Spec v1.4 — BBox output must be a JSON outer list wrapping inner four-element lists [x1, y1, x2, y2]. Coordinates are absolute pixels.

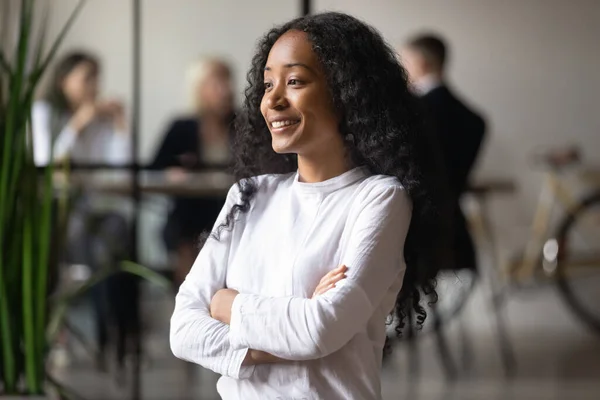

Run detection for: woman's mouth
[[270, 119, 300, 132]]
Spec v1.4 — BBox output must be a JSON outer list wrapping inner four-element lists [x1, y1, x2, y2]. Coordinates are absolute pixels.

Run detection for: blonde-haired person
[[151, 57, 235, 287]]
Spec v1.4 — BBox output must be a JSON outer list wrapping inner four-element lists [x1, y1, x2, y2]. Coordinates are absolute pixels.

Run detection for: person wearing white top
[[32, 54, 129, 167], [171, 12, 451, 400], [32, 51, 133, 372], [32, 100, 129, 166]]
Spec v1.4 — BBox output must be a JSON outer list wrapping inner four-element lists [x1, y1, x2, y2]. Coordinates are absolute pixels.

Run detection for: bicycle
[[383, 179, 514, 379], [385, 146, 600, 379], [476, 146, 600, 335]]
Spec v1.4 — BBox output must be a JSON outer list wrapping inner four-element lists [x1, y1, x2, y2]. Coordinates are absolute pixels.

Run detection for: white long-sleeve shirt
[[31, 101, 131, 213], [32, 100, 130, 166], [170, 167, 412, 400]]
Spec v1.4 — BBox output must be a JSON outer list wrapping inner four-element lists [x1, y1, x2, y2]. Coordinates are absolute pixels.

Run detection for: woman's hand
[[69, 99, 127, 134], [166, 167, 189, 183], [69, 101, 98, 133], [213, 266, 346, 366], [312, 265, 347, 298], [246, 266, 347, 366], [210, 289, 286, 366], [98, 100, 127, 132], [210, 288, 239, 325]]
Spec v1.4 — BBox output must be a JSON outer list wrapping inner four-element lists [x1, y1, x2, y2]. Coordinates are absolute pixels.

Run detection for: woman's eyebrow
[[264, 63, 317, 75]]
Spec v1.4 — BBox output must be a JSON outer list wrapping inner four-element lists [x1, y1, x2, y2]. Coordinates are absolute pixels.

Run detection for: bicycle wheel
[[555, 190, 600, 334]]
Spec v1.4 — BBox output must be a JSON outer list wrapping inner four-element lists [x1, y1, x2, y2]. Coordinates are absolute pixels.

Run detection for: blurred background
[[8, 0, 600, 399]]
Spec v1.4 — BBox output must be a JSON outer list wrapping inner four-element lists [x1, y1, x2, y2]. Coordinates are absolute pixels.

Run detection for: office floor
[[52, 277, 600, 400]]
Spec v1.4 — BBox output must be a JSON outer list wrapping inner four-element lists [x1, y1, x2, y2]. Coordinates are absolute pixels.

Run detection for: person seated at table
[[150, 56, 235, 287], [32, 52, 129, 166], [31, 51, 134, 373]]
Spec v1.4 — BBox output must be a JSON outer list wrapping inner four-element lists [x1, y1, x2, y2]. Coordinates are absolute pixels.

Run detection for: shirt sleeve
[[228, 183, 412, 360], [105, 128, 131, 165], [52, 125, 78, 162], [170, 183, 255, 379], [31, 102, 77, 166]]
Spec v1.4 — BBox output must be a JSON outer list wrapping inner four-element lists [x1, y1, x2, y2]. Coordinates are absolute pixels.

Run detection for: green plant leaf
[[0, 0, 13, 76], [0, 0, 33, 389], [1, 0, 87, 393], [0, 51, 11, 75], [32, 0, 86, 85], [47, 373, 89, 400], [47, 262, 169, 344], [121, 261, 171, 289]]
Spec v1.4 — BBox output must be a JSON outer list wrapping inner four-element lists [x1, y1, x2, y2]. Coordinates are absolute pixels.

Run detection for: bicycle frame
[[512, 170, 581, 282]]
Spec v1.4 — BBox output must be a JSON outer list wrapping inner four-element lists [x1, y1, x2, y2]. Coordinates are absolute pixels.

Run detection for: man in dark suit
[[402, 34, 486, 272]]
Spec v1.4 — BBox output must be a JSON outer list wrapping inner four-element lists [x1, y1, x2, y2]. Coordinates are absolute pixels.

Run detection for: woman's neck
[[199, 111, 229, 144], [199, 109, 231, 124], [297, 148, 351, 183], [66, 99, 82, 113]]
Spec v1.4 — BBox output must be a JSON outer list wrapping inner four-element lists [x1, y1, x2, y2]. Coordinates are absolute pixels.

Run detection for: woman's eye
[[264, 82, 273, 91], [288, 79, 301, 85]]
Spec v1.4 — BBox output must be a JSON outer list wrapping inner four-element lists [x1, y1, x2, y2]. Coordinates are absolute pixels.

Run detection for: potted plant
[[0, 1, 168, 397]]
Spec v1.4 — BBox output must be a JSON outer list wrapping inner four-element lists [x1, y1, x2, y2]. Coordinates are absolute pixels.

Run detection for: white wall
[[45, 0, 133, 117], [315, 0, 600, 251], [44, 0, 600, 257], [45, 0, 298, 161], [141, 0, 298, 160], [44, 0, 298, 267]]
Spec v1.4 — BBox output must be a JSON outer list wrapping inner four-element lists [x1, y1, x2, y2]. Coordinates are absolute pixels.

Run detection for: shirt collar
[[411, 74, 443, 96], [293, 166, 369, 195]]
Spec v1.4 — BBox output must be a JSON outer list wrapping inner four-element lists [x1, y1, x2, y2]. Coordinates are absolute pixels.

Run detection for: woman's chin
[[271, 146, 295, 155], [271, 139, 297, 155]]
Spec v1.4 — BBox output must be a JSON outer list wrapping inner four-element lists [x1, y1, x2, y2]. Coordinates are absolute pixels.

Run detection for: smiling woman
[[170, 11, 451, 400], [261, 30, 342, 170]]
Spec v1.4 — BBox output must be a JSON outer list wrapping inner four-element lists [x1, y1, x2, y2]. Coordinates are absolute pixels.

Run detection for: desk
[[55, 170, 234, 198], [59, 172, 518, 201]]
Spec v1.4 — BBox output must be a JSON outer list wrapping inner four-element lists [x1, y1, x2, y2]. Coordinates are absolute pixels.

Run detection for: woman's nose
[[265, 83, 288, 110]]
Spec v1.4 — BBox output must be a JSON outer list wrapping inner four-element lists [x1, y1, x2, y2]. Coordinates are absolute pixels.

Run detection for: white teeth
[[271, 120, 298, 128]]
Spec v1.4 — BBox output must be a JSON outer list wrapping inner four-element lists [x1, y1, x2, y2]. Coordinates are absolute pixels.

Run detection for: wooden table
[[54, 170, 234, 198], [58, 172, 518, 199]]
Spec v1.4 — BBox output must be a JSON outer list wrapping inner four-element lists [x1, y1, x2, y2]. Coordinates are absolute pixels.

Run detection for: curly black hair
[[204, 12, 452, 340]]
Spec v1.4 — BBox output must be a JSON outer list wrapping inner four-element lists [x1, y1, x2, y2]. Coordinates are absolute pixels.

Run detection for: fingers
[[320, 270, 346, 288], [312, 265, 347, 298], [312, 280, 339, 297], [314, 279, 337, 295], [319, 264, 347, 283], [97, 100, 124, 118]]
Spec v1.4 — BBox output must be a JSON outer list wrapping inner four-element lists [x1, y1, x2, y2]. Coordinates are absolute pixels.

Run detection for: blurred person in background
[[151, 57, 235, 287], [170, 12, 451, 400], [33, 52, 129, 166], [32, 51, 135, 374], [402, 34, 486, 273]]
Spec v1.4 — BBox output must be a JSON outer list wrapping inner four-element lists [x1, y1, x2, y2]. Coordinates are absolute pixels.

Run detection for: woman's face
[[260, 30, 341, 156], [198, 63, 234, 117], [61, 61, 99, 107]]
